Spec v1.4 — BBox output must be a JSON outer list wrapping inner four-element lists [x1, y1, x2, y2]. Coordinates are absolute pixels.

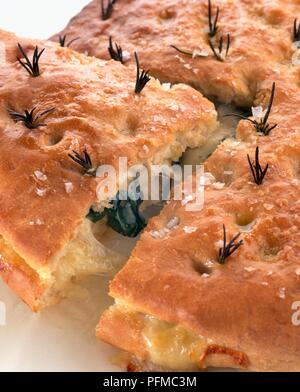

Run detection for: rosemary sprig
[[218, 224, 243, 264], [108, 36, 123, 63], [87, 191, 146, 237], [171, 1, 229, 62], [17, 43, 45, 77], [134, 52, 151, 94], [68, 149, 97, 177], [58, 35, 80, 47], [208, 33, 230, 61], [208, 0, 220, 38], [170, 45, 210, 59], [101, 0, 117, 20], [294, 18, 300, 41], [247, 146, 269, 185], [8, 107, 55, 129], [225, 82, 277, 135], [170, 45, 194, 57]]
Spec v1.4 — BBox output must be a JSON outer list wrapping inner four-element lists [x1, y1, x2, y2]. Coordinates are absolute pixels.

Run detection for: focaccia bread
[[97, 122, 300, 372], [96, 49, 300, 370], [49, 0, 300, 370], [0, 29, 218, 311], [52, 0, 299, 106]]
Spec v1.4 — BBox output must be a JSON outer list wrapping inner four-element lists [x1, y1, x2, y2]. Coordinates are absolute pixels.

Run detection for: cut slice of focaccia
[[97, 142, 300, 372], [96, 68, 300, 371], [0, 29, 218, 311], [52, 0, 298, 106]]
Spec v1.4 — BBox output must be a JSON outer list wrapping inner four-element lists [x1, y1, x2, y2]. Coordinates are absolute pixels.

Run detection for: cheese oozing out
[[0, 219, 124, 308], [109, 302, 210, 371]]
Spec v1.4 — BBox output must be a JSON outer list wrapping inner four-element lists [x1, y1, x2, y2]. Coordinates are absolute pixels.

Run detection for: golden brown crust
[[0, 253, 45, 311], [199, 345, 250, 369], [97, 307, 148, 360], [0, 29, 217, 310], [127, 361, 143, 373], [125, 345, 250, 372]]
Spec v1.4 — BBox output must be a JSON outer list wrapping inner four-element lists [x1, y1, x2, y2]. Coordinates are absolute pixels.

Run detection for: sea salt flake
[[29, 218, 44, 226], [166, 216, 180, 230], [183, 226, 197, 234], [251, 106, 266, 119], [277, 287, 286, 299], [181, 194, 194, 206], [36, 188, 46, 197], [244, 266, 256, 272], [150, 230, 163, 239], [34, 170, 47, 182], [192, 49, 209, 58], [263, 203, 274, 210], [212, 182, 225, 190], [122, 50, 131, 62], [161, 83, 171, 91], [64, 182, 74, 194], [169, 104, 179, 111], [204, 260, 214, 268], [150, 227, 171, 238]]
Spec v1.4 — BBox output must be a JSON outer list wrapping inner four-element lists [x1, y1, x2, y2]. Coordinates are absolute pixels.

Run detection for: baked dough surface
[[53, 0, 299, 105], [0, 29, 217, 310]]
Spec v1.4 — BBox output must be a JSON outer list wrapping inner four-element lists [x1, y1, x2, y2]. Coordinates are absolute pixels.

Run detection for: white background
[[0, 0, 90, 39], [0, 0, 122, 372]]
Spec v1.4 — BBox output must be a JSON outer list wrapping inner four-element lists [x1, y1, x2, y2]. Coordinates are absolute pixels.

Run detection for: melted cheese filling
[[112, 302, 209, 370], [143, 315, 208, 370], [0, 219, 124, 307], [47, 220, 124, 301]]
